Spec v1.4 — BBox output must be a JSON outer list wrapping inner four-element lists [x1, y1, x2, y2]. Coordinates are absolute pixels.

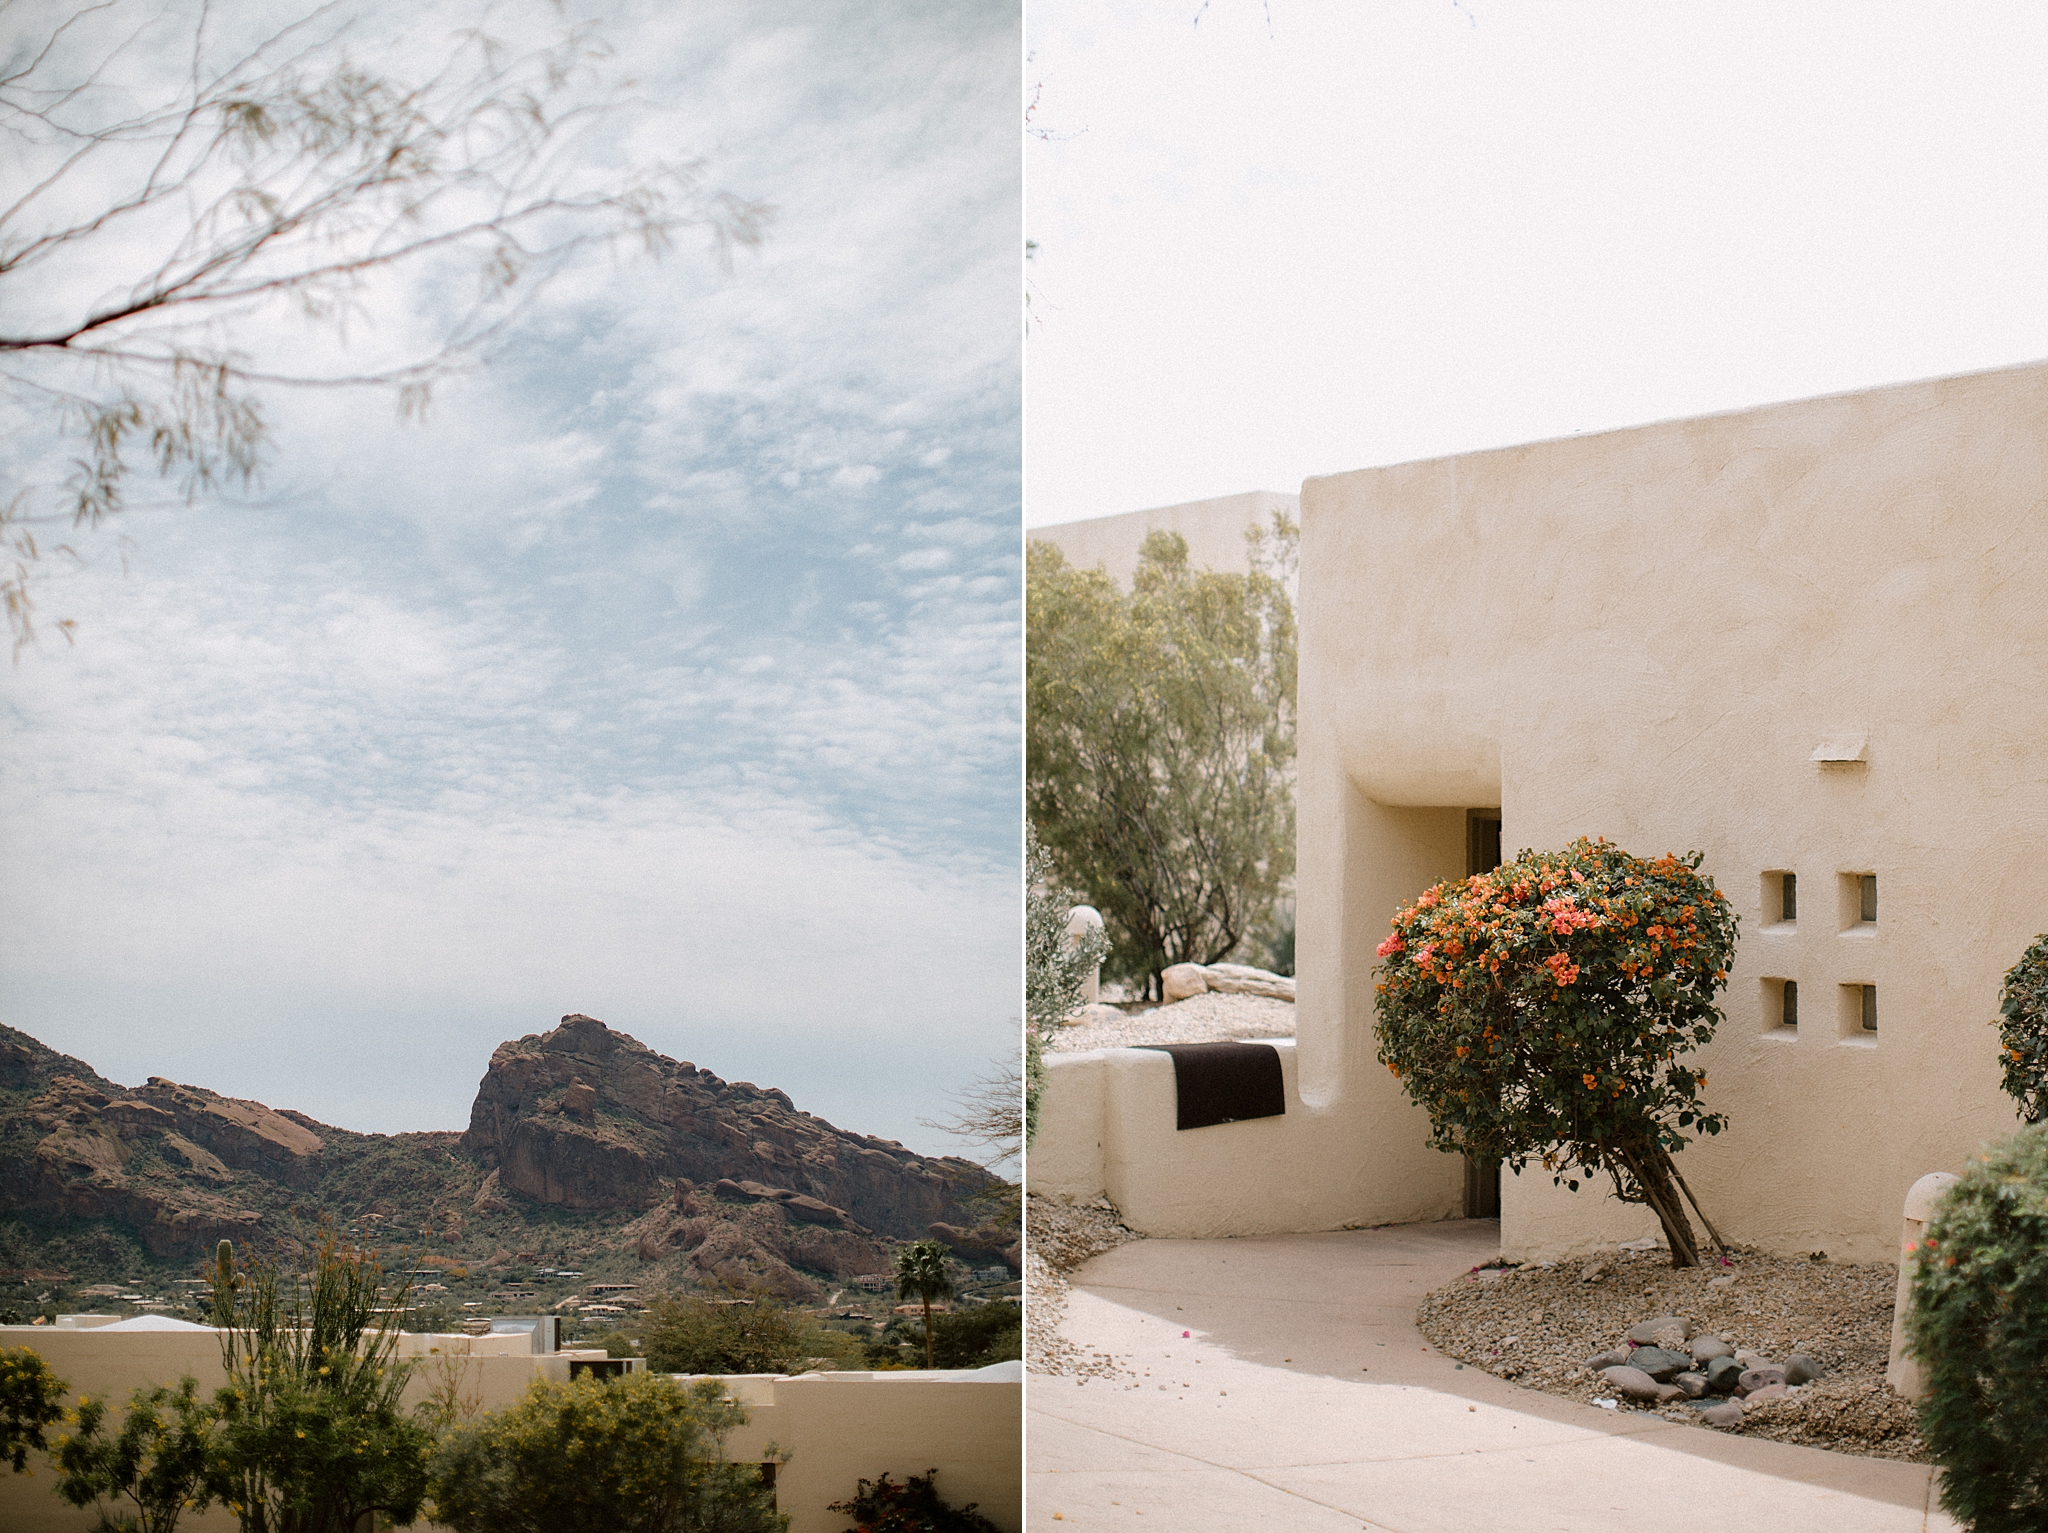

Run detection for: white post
[[1066, 905, 1104, 1006], [1886, 1171, 1959, 1398]]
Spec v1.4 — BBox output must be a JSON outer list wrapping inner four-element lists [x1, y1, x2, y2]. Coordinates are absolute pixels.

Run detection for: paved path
[[1029, 1220, 1958, 1531]]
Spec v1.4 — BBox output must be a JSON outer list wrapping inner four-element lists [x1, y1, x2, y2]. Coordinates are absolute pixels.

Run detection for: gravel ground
[[1025, 1192, 1140, 1379], [1416, 1244, 1927, 1460], [1046, 992, 1296, 1053]]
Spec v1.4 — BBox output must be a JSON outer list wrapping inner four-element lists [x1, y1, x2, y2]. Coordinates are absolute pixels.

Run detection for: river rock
[[1737, 1366, 1786, 1396], [1699, 1400, 1744, 1427], [1743, 1383, 1791, 1406], [1704, 1356, 1744, 1394], [1628, 1346, 1693, 1382], [1161, 964, 1210, 1002], [1584, 1347, 1631, 1371], [1689, 1334, 1733, 1363], [1783, 1353, 1824, 1385], [1672, 1371, 1708, 1399], [1597, 1365, 1663, 1402], [1625, 1315, 1688, 1344]]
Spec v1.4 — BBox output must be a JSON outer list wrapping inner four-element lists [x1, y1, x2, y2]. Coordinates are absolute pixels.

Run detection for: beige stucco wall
[[1029, 488, 1298, 589], [0, 1329, 1018, 1533], [1291, 359, 2045, 1263]]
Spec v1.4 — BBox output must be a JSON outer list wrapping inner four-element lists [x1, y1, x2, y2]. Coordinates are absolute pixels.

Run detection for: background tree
[[640, 1295, 859, 1377], [1997, 935, 2048, 1122], [892, 1242, 955, 1370], [54, 1376, 215, 1533], [1024, 822, 1106, 1147], [1374, 838, 1739, 1267], [1906, 1122, 2048, 1533], [903, 1304, 1020, 1372], [207, 1232, 433, 1532], [0, 0, 768, 647], [1026, 518, 1296, 997], [430, 1372, 785, 1533], [0, 1345, 66, 1472]]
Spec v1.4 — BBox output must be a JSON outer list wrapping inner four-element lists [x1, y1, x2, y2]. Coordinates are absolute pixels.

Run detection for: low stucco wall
[[0, 1331, 1019, 1533], [1031, 1041, 1462, 1237]]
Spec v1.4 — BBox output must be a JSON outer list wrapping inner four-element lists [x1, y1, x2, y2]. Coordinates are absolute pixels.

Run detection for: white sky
[[0, 0, 1020, 1156], [1024, 0, 2048, 526]]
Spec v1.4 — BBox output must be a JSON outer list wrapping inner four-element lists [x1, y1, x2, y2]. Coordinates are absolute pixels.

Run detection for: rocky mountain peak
[[459, 1013, 996, 1242]]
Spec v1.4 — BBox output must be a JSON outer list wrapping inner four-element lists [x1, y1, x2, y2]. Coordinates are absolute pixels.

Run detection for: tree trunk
[[1616, 1141, 1702, 1268], [922, 1296, 935, 1368]]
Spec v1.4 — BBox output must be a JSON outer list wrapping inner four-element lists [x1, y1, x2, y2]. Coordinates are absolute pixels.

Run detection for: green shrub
[[1997, 936, 2048, 1121], [207, 1234, 433, 1532], [642, 1295, 859, 1376], [54, 1377, 215, 1533], [1908, 1122, 2048, 1532], [0, 1345, 66, 1472], [903, 1305, 1020, 1371], [828, 1469, 1000, 1533], [430, 1372, 786, 1533]]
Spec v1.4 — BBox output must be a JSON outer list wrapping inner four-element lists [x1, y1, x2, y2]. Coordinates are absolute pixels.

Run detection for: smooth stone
[[1597, 1365, 1663, 1402], [1625, 1315, 1687, 1344], [1689, 1334, 1733, 1363], [1653, 1383, 1686, 1404], [1628, 1346, 1693, 1382], [1704, 1356, 1744, 1394], [1733, 1349, 1771, 1368], [1160, 963, 1210, 1002], [1783, 1353, 1824, 1385], [1584, 1347, 1631, 1371], [1742, 1383, 1791, 1407], [1738, 1366, 1787, 1395], [1672, 1371, 1708, 1399], [1700, 1400, 1745, 1427]]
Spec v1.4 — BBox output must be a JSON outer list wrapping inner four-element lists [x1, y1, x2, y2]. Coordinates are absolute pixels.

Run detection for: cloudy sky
[[1, 0, 1021, 1156], [1026, 0, 2048, 526]]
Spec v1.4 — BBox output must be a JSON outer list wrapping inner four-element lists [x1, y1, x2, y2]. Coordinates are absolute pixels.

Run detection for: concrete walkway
[[1029, 1220, 1960, 1531]]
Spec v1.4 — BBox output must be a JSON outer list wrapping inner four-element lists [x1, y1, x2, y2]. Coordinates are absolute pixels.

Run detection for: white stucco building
[[1034, 360, 2040, 1264]]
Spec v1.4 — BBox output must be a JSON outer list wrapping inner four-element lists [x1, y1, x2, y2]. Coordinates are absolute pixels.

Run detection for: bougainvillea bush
[[828, 1468, 1000, 1533], [1374, 837, 1739, 1267], [1996, 936, 2048, 1122], [1907, 1123, 2048, 1533]]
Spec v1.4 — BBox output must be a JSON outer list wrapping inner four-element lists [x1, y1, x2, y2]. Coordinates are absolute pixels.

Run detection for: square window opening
[[1838, 983, 1878, 1042], [1761, 870, 1796, 927], [1839, 872, 1877, 930], [1762, 978, 1797, 1037]]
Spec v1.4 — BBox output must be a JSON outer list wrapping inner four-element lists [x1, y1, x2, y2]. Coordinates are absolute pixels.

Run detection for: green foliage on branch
[[1374, 838, 1739, 1266], [1907, 1123, 2048, 1533], [1025, 822, 1106, 1146], [0, 1345, 66, 1472], [54, 1377, 215, 1533], [1026, 520, 1297, 994], [828, 1468, 1001, 1533], [1997, 937, 2048, 1122], [429, 1373, 786, 1533]]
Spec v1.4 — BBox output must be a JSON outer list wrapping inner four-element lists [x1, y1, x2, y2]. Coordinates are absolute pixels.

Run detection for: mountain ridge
[[0, 1015, 1013, 1301]]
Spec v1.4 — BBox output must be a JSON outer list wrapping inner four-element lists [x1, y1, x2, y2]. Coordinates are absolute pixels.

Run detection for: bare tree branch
[[0, 0, 772, 650]]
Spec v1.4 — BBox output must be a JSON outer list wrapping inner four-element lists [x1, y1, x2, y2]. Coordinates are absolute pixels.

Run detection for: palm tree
[[893, 1241, 956, 1369]]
